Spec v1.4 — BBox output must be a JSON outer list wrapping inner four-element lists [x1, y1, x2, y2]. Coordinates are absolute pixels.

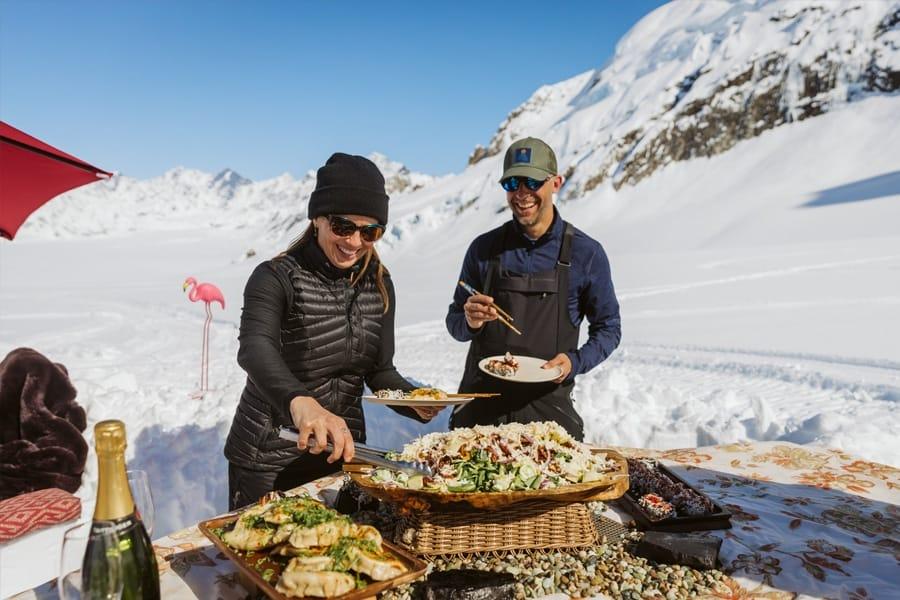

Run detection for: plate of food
[[199, 492, 427, 599], [362, 388, 473, 407], [478, 353, 562, 383], [345, 421, 629, 510]]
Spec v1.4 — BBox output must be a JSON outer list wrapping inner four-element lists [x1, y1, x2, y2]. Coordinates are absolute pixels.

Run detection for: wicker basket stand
[[344, 448, 630, 557], [393, 499, 601, 557]]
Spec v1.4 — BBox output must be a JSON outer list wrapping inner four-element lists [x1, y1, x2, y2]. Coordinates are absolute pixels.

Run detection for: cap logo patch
[[513, 147, 532, 164]]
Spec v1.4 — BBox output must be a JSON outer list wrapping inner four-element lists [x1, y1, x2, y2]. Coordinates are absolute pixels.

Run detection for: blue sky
[[0, 1, 667, 180]]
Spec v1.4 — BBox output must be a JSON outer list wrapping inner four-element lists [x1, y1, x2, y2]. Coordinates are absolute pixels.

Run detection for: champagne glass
[[127, 470, 155, 537], [58, 521, 123, 600]]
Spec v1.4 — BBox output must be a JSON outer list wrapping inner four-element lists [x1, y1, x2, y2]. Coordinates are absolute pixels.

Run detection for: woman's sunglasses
[[500, 176, 550, 192], [327, 215, 385, 242]]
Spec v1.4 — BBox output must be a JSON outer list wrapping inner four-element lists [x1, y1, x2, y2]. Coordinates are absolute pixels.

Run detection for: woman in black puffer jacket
[[224, 153, 440, 510]]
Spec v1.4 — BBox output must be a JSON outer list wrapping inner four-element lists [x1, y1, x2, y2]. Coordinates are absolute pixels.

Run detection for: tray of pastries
[[199, 492, 427, 599]]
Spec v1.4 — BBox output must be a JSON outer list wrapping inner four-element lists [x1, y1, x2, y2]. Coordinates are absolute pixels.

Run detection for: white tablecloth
[[0, 516, 85, 599]]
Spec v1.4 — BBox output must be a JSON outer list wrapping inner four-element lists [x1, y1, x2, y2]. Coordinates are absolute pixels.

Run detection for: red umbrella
[[0, 121, 112, 240]]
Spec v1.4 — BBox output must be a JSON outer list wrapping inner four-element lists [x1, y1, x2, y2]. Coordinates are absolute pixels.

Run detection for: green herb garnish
[[324, 536, 381, 572]]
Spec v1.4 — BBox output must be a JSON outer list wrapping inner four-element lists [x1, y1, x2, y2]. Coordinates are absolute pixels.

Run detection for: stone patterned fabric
[[0, 487, 80, 542]]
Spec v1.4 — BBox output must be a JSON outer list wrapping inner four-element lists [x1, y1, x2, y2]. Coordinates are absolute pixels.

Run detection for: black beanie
[[307, 153, 389, 225]]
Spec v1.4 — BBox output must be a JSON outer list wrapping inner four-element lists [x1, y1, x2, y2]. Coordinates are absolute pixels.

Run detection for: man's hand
[[464, 293, 498, 330], [411, 405, 446, 421], [543, 353, 572, 384], [289, 395, 355, 463]]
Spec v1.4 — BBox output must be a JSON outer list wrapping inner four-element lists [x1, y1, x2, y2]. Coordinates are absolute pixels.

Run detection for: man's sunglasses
[[500, 176, 550, 192], [327, 215, 385, 242]]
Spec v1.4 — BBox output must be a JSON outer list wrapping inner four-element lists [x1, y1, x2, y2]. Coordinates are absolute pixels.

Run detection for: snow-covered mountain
[[20, 1, 898, 247], [470, 0, 899, 192], [18, 154, 438, 240]]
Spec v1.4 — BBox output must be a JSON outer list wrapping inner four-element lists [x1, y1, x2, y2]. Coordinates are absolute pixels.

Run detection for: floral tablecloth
[[616, 442, 899, 599], [15, 441, 898, 600]]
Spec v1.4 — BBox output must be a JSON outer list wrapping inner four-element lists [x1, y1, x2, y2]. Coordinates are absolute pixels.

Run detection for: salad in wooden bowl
[[346, 421, 628, 510]]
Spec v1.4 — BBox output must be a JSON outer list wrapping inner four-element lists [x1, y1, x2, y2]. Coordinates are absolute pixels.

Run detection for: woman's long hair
[[280, 222, 390, 313]]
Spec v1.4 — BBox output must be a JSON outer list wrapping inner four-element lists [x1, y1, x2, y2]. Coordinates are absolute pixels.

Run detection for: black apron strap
[[556, 222, 574, 351], [483, 222, 510, 295], [558, 222, 575, 266]]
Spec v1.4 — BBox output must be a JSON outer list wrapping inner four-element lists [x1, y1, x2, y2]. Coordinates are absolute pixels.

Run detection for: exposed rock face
[[468, 71, 599, 167], [383, 167, 425, 194], [470, 1, 900, 195], [610, 48, 898, 190], [368, 152, 435, 195], [467, 144, 491, 166]]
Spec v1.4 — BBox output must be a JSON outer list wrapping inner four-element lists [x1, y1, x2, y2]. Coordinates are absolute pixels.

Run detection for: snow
[[483, 0, 899, 191], [1, 1, 898, 541]]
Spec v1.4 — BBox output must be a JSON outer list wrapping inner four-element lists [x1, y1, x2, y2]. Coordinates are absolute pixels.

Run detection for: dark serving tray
[[198, 512, 428, 600], [615, 461, 732, 532]]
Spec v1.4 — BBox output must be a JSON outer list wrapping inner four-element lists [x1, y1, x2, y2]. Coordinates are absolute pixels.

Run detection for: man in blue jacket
[[445, 137, 621, 440]]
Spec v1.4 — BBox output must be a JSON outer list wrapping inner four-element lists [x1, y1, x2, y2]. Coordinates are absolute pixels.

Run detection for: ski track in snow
[[618, 255, 900, 300], [391, 321, 900, 469], [576, 344, 900, 466]]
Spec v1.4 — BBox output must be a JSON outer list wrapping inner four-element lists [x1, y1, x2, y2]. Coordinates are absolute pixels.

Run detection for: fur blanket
[[0, 348, 87, 500]]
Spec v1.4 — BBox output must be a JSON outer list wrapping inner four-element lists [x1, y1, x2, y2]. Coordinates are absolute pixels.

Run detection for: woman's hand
[[288, 396, 355, 463], [411, 405, 445, 421]]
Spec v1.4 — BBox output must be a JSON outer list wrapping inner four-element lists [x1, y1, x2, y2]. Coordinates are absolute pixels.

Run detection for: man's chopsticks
[[458, 280, 523, 336], [459, 281, 515, 322], [447, 392, 500, 398]]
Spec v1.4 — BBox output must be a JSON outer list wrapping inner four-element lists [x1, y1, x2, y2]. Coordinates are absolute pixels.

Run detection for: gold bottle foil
[[93, 420, 136, 521]]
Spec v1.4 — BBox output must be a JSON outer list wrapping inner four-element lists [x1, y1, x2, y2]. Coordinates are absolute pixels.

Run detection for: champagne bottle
[[82, 420, 160, 599]]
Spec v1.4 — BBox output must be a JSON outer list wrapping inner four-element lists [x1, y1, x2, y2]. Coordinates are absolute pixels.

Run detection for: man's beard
[[511, 197, 545, 227]]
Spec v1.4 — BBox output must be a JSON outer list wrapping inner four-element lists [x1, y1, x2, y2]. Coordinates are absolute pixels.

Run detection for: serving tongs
[[278, 426, 434, 477]]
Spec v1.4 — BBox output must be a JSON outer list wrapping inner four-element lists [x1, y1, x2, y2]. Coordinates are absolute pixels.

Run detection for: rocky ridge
[[470, 1, 899, 195]]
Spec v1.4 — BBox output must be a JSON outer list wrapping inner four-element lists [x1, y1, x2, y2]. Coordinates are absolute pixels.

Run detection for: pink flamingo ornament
[[183, 276, 225, 396]]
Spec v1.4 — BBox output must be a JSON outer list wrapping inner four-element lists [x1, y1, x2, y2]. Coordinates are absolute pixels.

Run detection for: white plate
[[478, 355, 562, 383], [362, 395, 474, 407]]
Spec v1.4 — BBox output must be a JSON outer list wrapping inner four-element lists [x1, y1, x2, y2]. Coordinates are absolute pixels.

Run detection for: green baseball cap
[[500, 137, 558, 182]]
